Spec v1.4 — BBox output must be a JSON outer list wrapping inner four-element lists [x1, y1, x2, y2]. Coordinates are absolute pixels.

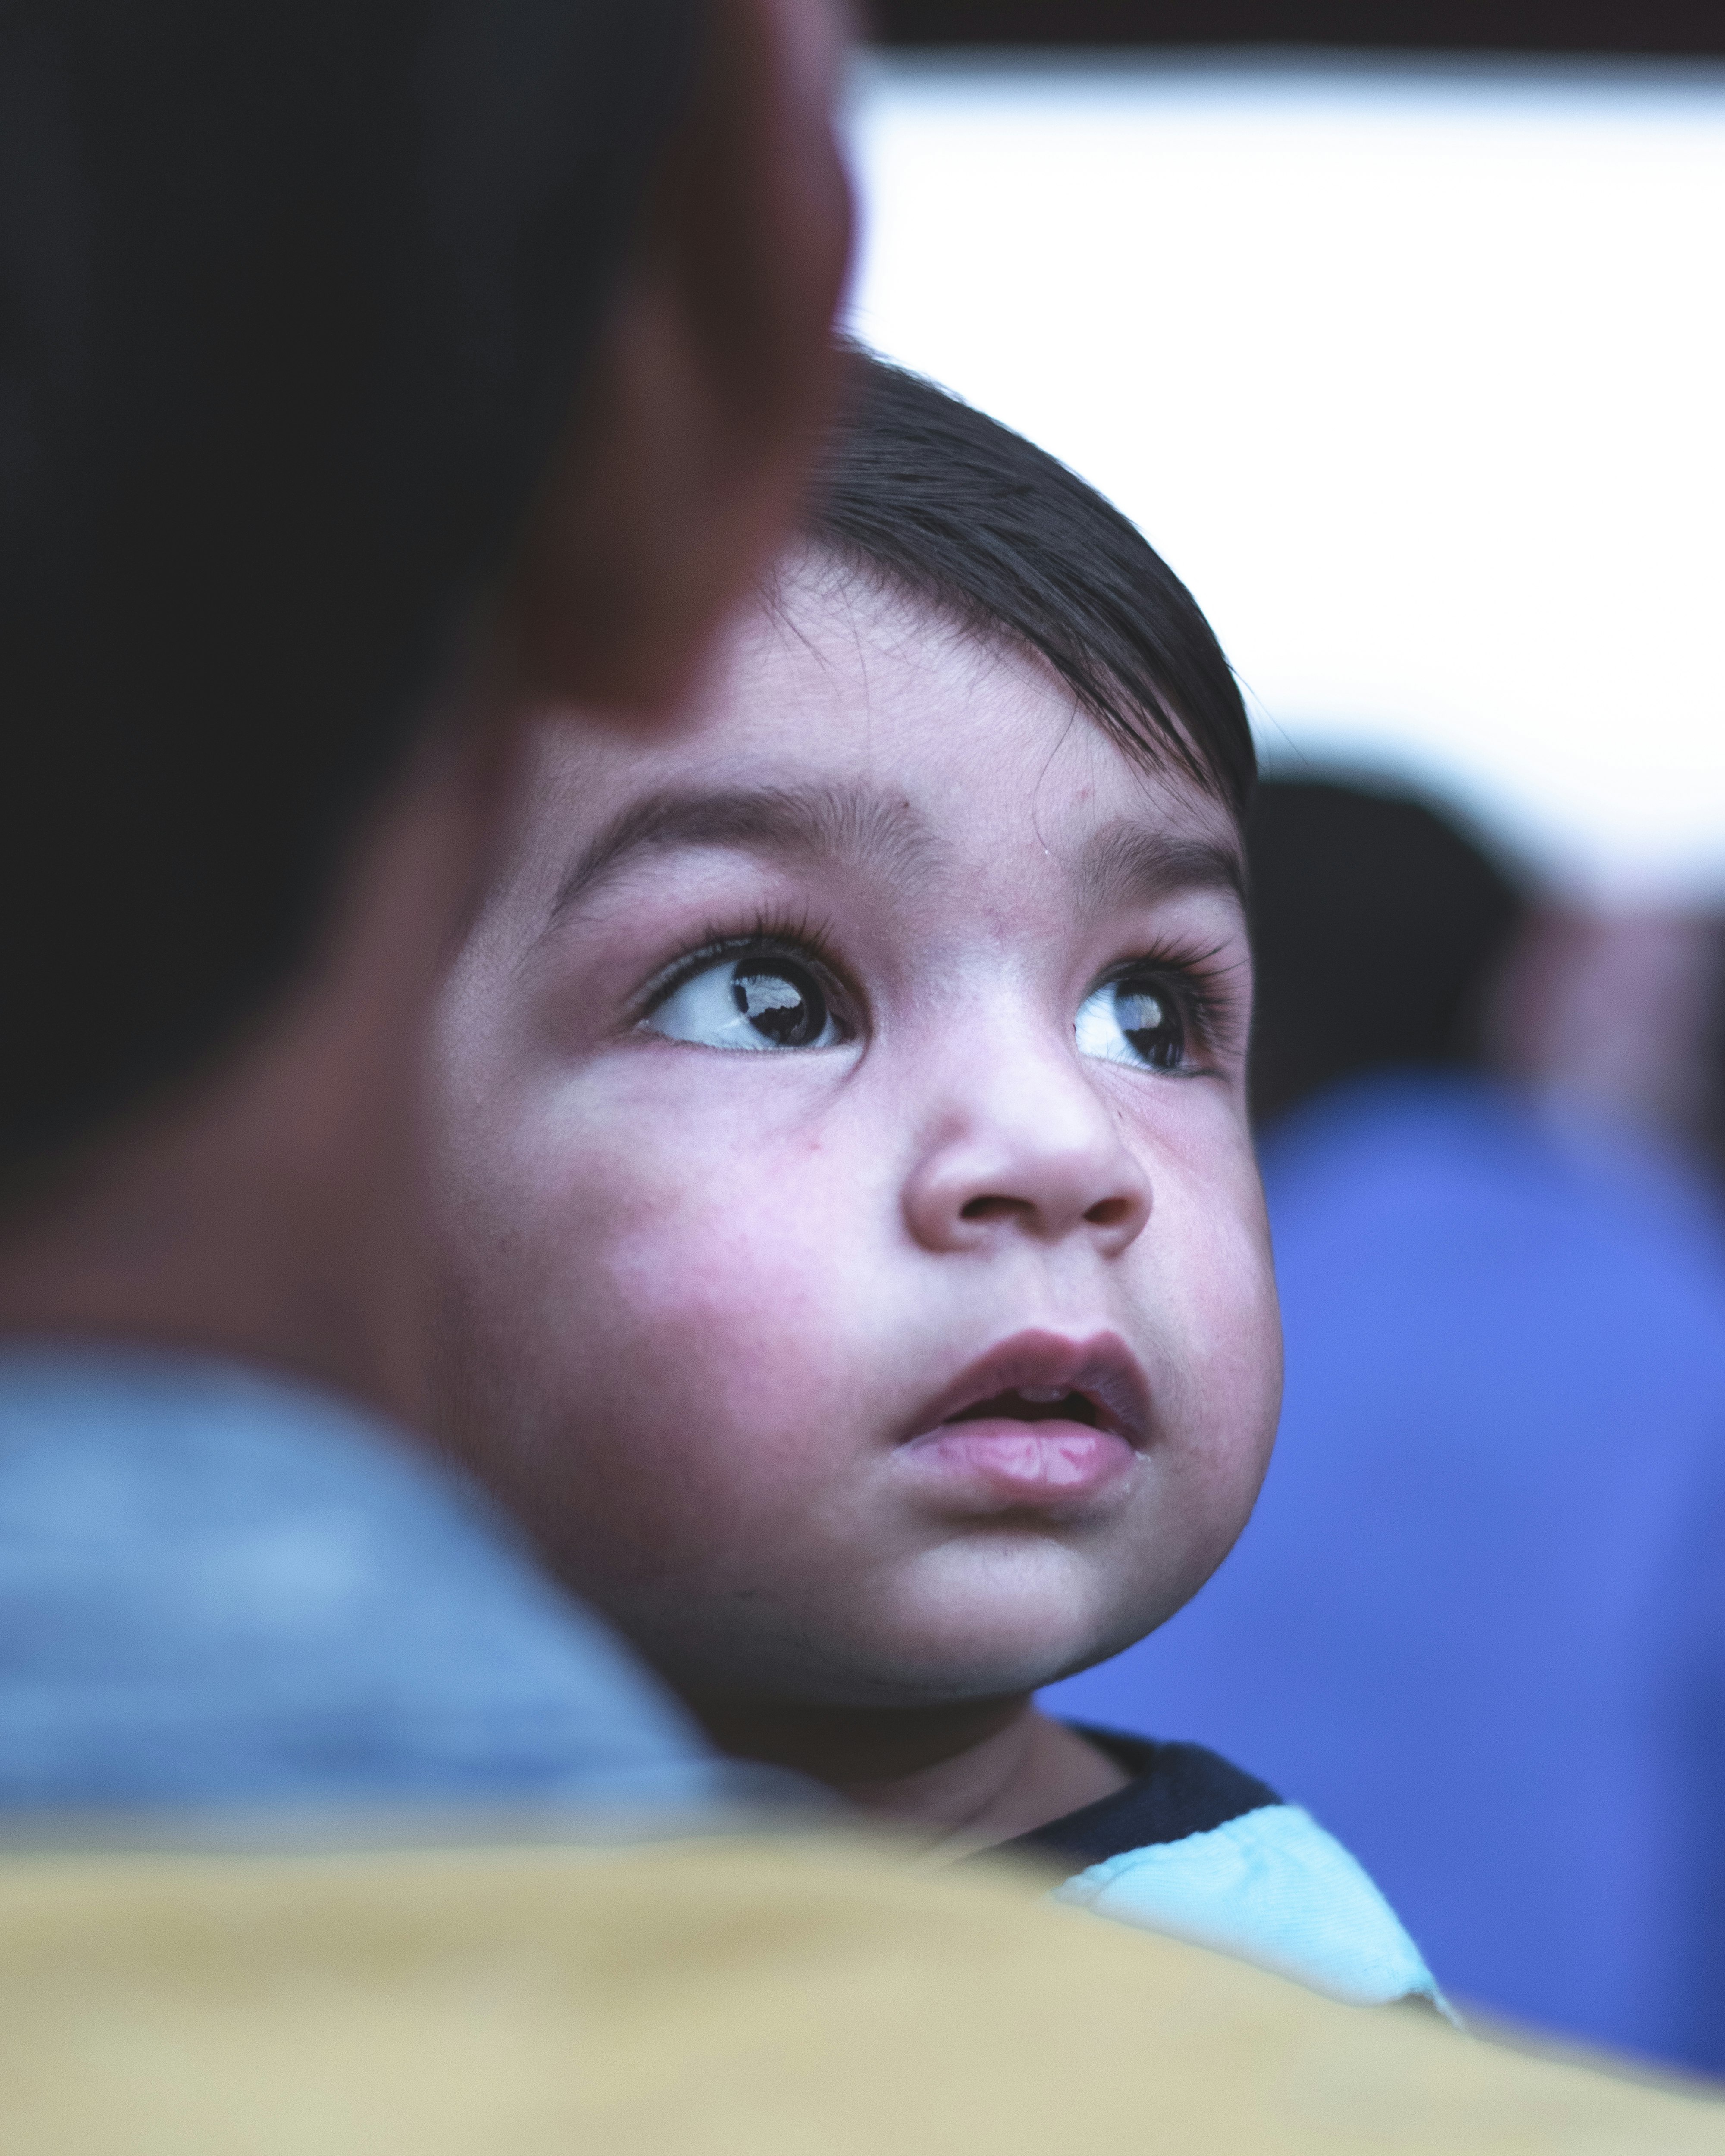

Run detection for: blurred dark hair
[[800, 346, 1255, 819], [1248, 777, 1525, 1128], [0, 0, 697, 1198]]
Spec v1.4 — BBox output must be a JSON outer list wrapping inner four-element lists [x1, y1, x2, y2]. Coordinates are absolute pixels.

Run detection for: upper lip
[[902, 1330, 1153, 1451]]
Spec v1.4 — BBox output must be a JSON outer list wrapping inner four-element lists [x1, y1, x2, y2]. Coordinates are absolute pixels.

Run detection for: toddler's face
[[429, 567, 1281, 1711]]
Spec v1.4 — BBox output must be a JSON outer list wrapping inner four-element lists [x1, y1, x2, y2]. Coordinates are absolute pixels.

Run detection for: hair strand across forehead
[[800, 344, 1255, 819]]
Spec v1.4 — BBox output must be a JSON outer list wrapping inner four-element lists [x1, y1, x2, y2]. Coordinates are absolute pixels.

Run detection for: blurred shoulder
[[2, 1829, 1719, 2153]]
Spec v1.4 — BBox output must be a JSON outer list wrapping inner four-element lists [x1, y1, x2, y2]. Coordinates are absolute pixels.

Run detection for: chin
[[629, 1542, 1190, 1713], [828, 1575, 1158, 1706]]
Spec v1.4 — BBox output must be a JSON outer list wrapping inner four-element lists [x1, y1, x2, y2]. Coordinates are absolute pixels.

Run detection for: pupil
[[1118, 987, 1181, 1070], [732, 964, 824, 1047]]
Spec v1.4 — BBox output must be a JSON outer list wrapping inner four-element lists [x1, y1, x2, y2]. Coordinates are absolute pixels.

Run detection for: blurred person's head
[[0, 0, 853, 1418], [1247, 777, 1524, 1131], [1494, 908, 1725, 1170], [426, 353, 1280, 1809]]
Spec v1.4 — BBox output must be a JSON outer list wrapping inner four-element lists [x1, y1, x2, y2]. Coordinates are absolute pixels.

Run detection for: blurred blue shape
[[1046, 1073, 1725, 2070], [0, 1347, 749, 1823]]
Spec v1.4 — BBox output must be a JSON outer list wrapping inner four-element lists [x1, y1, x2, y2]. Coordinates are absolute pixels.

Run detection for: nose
[[902, 1043, 1152, 1259]]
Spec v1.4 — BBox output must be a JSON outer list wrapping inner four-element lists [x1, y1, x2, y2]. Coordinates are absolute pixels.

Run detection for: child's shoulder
[[1000, 1726, 1444, 2014]]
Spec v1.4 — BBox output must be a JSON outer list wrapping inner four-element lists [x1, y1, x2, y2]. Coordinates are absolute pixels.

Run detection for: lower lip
[[895, 1418, 1137, 1508]]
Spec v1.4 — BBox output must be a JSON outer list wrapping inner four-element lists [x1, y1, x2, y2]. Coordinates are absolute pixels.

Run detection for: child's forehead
[[675, 565, 1178, 807], [748, 552, 1054, 718], [506, 565, 1244, 916]]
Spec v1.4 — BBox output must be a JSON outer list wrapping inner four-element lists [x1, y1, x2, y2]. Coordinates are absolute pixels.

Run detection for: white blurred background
[[843, 55, 1725, 902]]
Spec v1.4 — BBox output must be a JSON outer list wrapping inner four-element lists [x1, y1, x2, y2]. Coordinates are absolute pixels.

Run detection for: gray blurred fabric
[[0, 1347, 757, 1820]]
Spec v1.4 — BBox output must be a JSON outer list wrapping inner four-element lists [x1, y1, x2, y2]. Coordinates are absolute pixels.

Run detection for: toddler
[[427, 348, 1439, 2011]]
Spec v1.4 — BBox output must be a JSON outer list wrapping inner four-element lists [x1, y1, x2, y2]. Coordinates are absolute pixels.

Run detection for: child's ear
[[503, 0, 854, 723]]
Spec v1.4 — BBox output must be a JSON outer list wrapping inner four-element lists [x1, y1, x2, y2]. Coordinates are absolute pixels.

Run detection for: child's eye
[[1074, 974, 1189, 1072], [644, 953, 847, 1052]]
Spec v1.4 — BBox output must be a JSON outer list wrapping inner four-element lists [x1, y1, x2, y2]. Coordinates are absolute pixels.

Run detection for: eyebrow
[[549, 782, 941, 919], [1076, 822, 1248, 914]]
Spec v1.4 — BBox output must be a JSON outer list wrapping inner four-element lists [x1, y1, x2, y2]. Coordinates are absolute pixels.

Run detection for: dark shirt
[[1004, 1728, 1280, 1874]]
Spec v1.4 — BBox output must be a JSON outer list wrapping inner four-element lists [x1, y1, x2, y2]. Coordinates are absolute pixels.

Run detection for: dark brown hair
[[802, 345, 1255, 820]]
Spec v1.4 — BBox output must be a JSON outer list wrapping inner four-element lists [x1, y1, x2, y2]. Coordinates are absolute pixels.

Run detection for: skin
[[429, 563, 1284, 1847], [0, 0, 854, 1435]]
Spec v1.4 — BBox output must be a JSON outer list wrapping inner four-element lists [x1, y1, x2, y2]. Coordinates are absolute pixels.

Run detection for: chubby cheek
[[1128, 1140, 1282, 1609], [482, 1078, 890, 1601]]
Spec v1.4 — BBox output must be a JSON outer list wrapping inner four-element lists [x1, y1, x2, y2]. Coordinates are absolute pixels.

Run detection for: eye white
[[645, 957, 841, 1052], [1074, 980, 1180, 1070]]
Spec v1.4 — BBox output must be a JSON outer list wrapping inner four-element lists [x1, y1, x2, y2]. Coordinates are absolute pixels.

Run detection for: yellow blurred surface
[[0, 1830, 1720, 2153]]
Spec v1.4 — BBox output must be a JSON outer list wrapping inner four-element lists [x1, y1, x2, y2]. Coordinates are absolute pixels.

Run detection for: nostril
[[960, 1194, 1026, 1223], [1085, 1196, 1134, 1228]]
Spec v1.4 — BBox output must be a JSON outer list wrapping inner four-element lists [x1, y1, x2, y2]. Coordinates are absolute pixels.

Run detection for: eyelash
[[1098, 940, 1247, 1070], [635, 909, 852, 1025]]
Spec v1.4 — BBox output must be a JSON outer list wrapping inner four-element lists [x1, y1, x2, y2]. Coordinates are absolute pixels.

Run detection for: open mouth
[[894, 1332, 1151, 1508], [945, 1386, 1103, 1430], [911, 1331, 1150, 1452]]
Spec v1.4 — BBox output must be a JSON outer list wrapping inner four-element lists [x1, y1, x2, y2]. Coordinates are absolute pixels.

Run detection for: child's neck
[[689, 1693, 1131, 1854]]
